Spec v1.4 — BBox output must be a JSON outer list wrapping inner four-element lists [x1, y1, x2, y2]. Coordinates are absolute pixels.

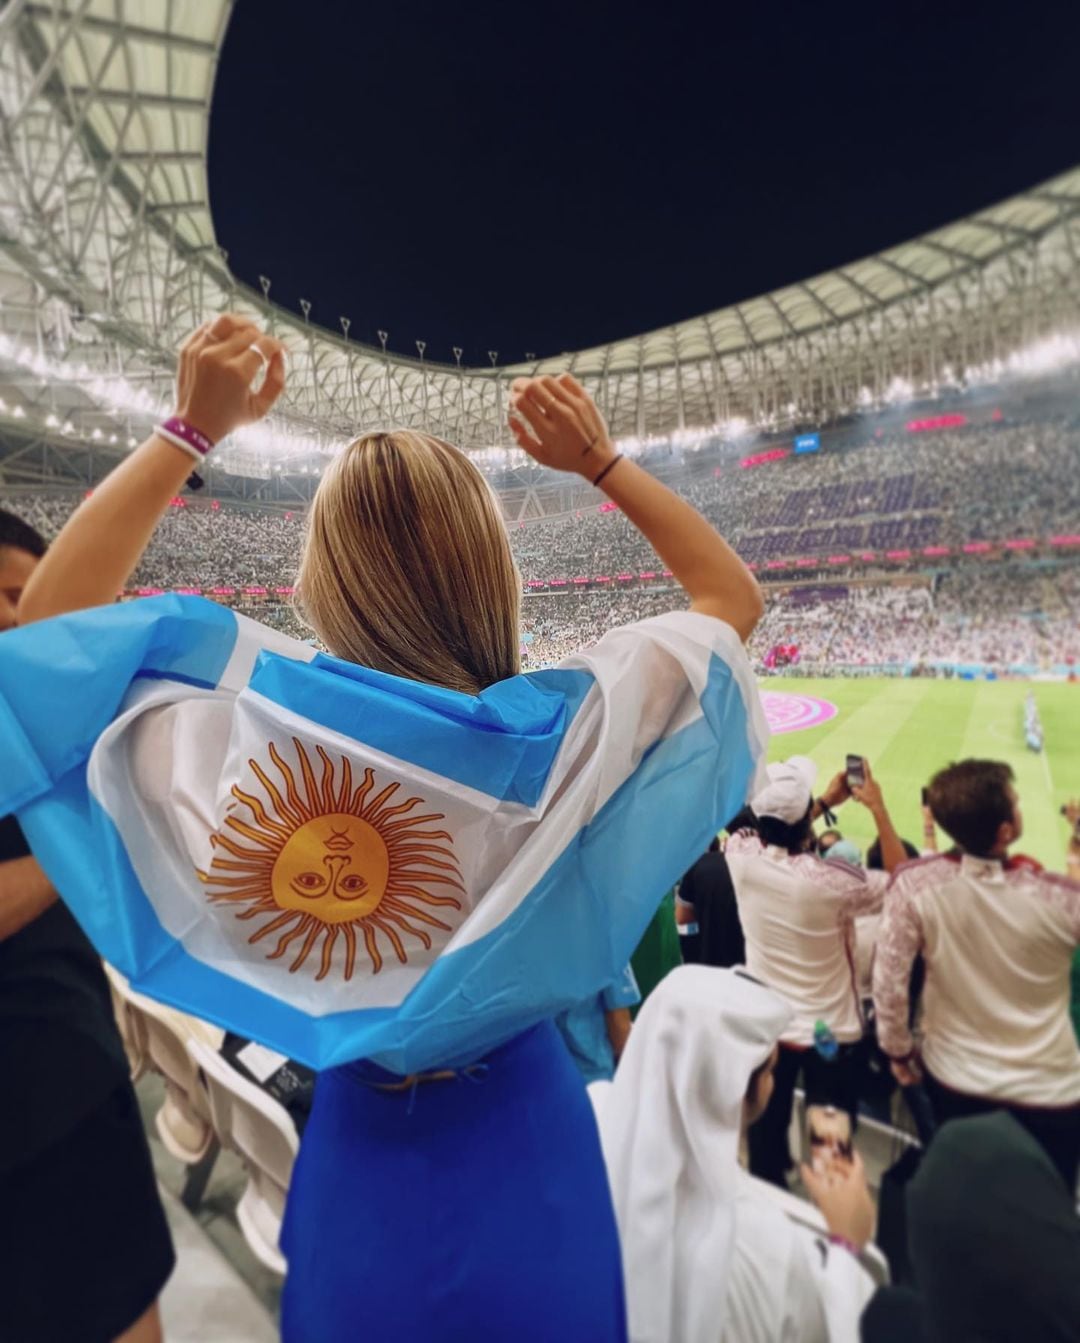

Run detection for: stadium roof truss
[[1, 0, 1080, 492]]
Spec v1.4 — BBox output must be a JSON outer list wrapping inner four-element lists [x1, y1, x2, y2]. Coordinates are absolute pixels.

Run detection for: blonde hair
[[296, 430, 521, 694]]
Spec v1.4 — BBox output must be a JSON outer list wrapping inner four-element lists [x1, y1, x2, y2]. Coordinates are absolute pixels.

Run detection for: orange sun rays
[[197, 738, 464, 982]]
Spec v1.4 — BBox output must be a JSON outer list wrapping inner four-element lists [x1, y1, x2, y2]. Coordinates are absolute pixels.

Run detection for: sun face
[[197, 739, 464, 982]]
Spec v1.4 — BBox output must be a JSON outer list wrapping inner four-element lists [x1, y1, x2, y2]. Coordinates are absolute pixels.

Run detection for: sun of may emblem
[[197, 739, 464, 982]]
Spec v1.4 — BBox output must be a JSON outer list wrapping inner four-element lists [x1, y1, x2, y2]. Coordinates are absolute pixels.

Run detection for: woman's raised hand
[[509, 374, 617, 478], [175, 313, 286, 445], [508, 369, 762, 640]]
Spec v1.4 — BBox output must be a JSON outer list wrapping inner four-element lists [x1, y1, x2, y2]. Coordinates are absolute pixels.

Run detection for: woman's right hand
[[17, 314, 285, 626], [800, 1151, 876, 1252], [508, 374, 617, 479], [175, 313, 286, 446]]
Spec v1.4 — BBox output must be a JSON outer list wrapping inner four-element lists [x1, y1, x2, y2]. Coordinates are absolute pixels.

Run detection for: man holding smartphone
[[727, 754, 908, 1186]]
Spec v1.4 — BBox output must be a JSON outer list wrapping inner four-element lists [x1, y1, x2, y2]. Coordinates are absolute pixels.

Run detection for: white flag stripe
[[89, 611, 763, 1016]]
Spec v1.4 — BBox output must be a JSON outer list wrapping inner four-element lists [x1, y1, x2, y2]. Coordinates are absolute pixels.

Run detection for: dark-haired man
[[873, 758, 1080, 1189], [0, 507, 174, 1343]]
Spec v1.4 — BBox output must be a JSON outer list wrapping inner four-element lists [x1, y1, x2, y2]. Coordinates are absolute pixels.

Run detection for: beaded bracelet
[[154, 415, 215, 463]]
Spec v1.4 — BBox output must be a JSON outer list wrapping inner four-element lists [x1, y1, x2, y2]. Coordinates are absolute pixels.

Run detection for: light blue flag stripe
[[252, 651, 596, 806], [0, 597, 239, 814]]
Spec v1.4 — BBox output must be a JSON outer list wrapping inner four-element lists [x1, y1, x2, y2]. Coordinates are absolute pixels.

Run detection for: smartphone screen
[[845, 754, 866, 790], [807, 1104, 853, 1166]]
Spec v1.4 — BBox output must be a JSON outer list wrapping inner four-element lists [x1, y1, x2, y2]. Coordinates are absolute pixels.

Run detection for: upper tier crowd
[[12, 412, 1080, 600], [519, 562, 1080, 671]]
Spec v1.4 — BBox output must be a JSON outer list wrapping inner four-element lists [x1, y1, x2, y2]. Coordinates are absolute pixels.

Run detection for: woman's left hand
[[508, 374, 616, 479], [175, 313, 286, 445]]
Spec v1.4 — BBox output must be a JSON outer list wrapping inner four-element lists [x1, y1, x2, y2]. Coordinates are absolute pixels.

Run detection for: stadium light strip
[[5, 324, 1080, 476]]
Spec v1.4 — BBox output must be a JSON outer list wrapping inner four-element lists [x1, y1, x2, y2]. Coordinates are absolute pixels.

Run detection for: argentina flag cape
[[0, 596, 768, 1071]]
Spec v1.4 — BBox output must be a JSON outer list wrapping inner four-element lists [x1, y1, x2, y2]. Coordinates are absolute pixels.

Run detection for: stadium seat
[[186, 1037, 299, 1275], [135, 1002, 217, 1163], [103, 962, 147, 1082], [106, 969, 226, 1164]]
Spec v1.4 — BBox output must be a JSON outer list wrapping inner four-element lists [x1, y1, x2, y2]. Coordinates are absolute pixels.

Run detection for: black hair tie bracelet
[[592, 454, 623, 488]]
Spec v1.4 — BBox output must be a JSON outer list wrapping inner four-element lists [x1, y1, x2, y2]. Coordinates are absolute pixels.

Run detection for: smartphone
[[845, 754, 866, 790], [921, 786, 930, 807], [807, 1104, 853, 1166]]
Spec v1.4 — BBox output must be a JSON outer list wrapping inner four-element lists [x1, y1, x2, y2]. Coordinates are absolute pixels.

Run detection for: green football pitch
[[760, 678, 1080, 870]]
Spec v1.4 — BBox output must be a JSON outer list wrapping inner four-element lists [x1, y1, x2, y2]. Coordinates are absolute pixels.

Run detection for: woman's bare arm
[[18, 314, 285, 625], [509, 375, 763, 641]]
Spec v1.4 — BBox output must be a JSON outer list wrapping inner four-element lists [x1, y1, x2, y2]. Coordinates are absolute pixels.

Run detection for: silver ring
[[248, 342, 269, 366]]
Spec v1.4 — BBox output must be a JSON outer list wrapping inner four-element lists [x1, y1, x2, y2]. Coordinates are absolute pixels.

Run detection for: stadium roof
[[530, 180, 1080, 375], [1, 0, 1079, 483]]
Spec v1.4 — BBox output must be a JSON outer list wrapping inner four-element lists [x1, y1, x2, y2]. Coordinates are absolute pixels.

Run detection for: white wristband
[[154, 425, 207, 463]]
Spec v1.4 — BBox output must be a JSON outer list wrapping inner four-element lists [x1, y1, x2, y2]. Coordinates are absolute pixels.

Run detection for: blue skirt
[[280, 1021, 627, 1343]]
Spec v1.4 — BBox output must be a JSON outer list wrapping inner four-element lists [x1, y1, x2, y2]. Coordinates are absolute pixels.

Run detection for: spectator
[[862, 1113, 1080, 1343], [818, 828, 844, 856], [0, 508, 173, 1343], [676, 808, 757, 967], [630, 888, 684, 1012], [825, 839, 863, 866], [727, 755, 907, 1186], [866, 837, 920, 869], [873, 759, 1080, 1189], [592, 965, 876, 1343], [555, 964, 640, 1083]]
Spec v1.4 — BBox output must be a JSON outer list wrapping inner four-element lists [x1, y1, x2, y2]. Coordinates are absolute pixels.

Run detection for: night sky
[[209, 0, 1080, 366]]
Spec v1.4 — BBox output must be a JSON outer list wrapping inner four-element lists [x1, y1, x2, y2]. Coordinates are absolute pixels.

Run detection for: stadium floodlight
[[1006, 331, 1080, 376]]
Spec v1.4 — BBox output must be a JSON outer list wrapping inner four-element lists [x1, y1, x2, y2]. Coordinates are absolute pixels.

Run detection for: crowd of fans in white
[[8, 410, 1080, 673], [521, 563, 1080, 672]]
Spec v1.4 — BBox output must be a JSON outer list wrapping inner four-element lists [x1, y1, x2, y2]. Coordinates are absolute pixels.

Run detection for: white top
[[590, 966, 872, 1343], [873, 853, 1080, 1106], [726, 834, 889, 1045], [725, 1169, 874, 1343]]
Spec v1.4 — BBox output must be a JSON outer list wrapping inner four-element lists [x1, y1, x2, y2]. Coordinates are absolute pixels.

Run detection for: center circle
[[759, 691, 839, 734]]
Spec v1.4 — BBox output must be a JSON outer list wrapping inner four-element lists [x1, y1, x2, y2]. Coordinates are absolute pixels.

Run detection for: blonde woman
[[6, 315, 766, 1342]]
